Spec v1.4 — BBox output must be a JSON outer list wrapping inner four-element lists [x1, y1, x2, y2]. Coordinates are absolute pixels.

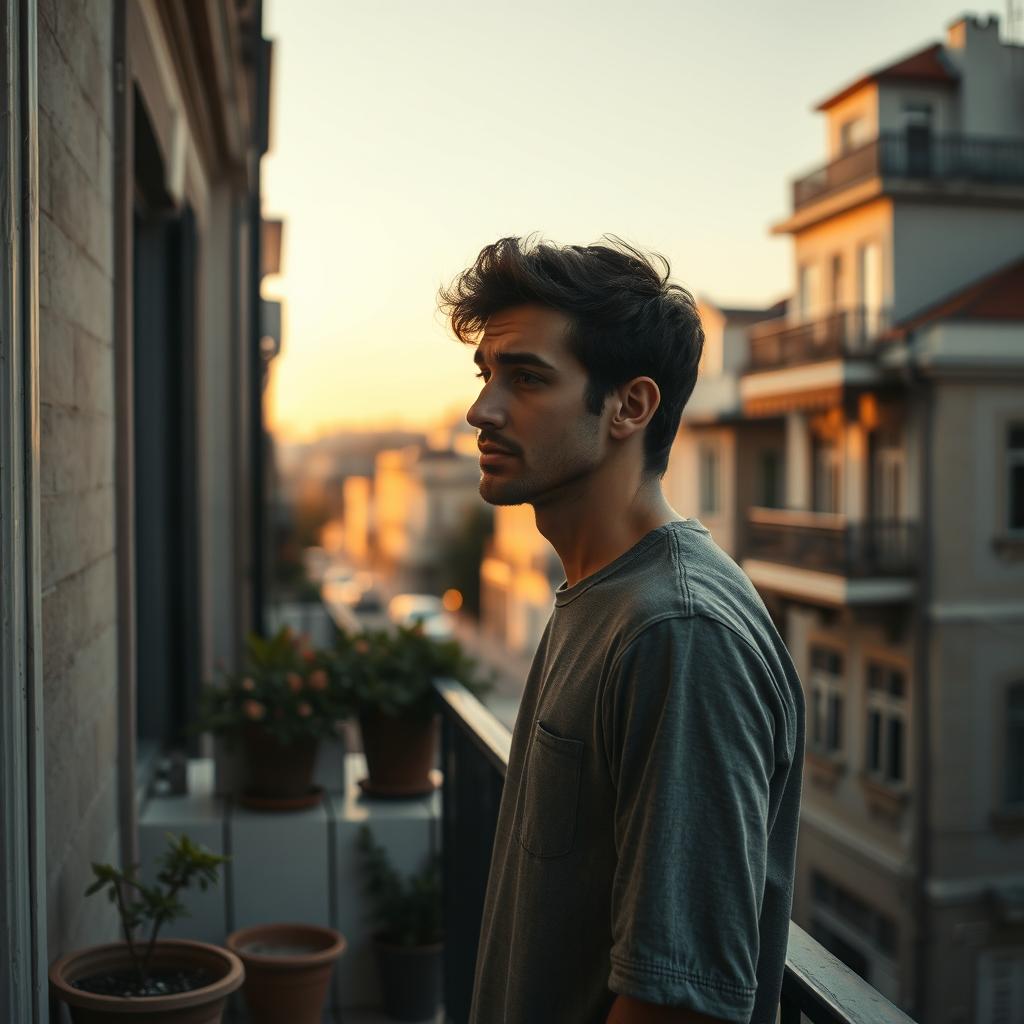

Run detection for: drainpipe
[[0, 0, 47, 1019], [248, 0, 267, 637], [904, 332, 933, 1020]]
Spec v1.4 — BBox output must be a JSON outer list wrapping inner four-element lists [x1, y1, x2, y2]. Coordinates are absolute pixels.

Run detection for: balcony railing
[[745, 509, 918, 577], [435, 678, 919, 1024], [793, 131, 1024, 209], [747, 307, 889, 372]]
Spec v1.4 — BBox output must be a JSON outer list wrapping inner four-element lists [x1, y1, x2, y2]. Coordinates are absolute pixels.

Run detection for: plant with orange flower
[[195, 626, 347, 744]]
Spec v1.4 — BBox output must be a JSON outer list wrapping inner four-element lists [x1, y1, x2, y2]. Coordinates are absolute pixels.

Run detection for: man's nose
[[467, 386, 507, 430]]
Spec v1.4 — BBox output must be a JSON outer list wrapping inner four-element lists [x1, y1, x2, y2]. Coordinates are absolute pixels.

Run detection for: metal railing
[[747, 307, 889, 371], [793, 131, 1024, 209], [435, 679, 919, 1024], [745, 510, 919, 577]]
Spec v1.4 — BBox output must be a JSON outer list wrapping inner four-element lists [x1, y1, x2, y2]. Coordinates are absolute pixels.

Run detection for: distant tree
[[293, 488, 332, 549], [436, 505, 493, 618]]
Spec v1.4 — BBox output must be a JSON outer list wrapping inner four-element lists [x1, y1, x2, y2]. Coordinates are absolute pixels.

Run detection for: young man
[[440, 237, 804, 1024]]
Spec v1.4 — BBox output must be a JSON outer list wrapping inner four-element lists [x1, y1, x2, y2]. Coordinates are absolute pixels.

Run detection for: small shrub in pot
[[49, 832, 243, 1024], [196, 626, 348, 806], [336, 626, 489, 797], [356, 825, 443, 1022]]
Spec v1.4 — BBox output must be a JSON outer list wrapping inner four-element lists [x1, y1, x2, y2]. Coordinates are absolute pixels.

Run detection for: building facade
[[479, 504, 562, 658], [1, 2, 274, 1017], [374, 443, 484, 590], [669, 15, 1024, 1022]]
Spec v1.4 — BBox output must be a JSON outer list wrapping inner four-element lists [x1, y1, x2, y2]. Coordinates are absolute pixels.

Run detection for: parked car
[[387, 594, 455, 641], [334, 571, 382, 612], [321, 564, 356, 604]]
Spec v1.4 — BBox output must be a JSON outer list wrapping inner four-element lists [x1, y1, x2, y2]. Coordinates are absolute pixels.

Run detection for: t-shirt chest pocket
[[517, 720, 584, 859]]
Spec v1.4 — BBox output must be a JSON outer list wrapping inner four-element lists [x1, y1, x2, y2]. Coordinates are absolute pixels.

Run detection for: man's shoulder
[[601, 520, 770, 633]]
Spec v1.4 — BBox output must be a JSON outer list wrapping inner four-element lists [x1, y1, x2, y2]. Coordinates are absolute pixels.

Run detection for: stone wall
[[37, 0, 120, 959]]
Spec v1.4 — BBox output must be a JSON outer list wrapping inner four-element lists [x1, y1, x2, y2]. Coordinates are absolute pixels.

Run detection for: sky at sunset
[[261, 0, 1005, 441]]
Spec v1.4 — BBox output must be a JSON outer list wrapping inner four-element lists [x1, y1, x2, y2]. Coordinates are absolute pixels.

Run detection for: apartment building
[[374, 443, 484, 589], [479, 504, 562, 657], [1, 2, 273, 1016], [668, 15, 1024, 1022]]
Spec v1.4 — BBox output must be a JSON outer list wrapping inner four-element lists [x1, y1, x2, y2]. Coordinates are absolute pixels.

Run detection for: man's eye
[[474, 370, 489, 381], [514, 372, 542, 386]]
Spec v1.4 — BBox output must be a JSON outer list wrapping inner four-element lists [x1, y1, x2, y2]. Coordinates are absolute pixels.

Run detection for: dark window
[[699, 445, 720, 516], [810, 645, 845, 755], [865, 661, 907, 786], [1009, 424, 1024, 532], [886, 718, 904, 784], [1008, 682, 1024, 806], [867, 710, 882, 774], [759, 451, 783, 509], [132, 90, 201, 754], [811, 870, 898, 961]]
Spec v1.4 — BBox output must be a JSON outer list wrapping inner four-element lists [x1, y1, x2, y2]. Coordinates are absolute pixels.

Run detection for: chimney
[[946, 13, 1001, 56]]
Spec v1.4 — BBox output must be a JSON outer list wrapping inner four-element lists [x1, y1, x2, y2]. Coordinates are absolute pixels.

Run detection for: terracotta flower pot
[[240, 725, 320, 804], [358, 711, 439, 798], [49, 939, 243, 1024], [373, 939, 443, 1022], [226, 923, 346, 1024]]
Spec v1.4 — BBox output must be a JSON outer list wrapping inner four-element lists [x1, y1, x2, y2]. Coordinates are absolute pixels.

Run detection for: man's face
[[466, 304, 607, 507]]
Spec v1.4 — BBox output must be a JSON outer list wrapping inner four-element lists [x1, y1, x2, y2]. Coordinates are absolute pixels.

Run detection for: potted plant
[[225, 921, 347, 1024], [356, 825, 442, 1022], [335, 626, 488, 798], [49, 833, 243, 1024], [196, 626, 345, 809]]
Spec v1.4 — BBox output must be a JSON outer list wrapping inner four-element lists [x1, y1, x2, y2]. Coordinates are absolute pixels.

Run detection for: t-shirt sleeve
[[600, 614, 781, 1022]]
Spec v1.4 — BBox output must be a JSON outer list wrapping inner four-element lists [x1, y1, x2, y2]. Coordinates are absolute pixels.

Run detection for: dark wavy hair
[[439, 235, 704, 477]]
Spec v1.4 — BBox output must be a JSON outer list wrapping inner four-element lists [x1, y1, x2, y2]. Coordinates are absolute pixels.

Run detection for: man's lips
[[478, 442, 520, 470]]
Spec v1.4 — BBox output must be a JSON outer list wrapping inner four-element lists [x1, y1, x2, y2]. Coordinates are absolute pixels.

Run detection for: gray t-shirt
[[469, 520, 804, 1024]]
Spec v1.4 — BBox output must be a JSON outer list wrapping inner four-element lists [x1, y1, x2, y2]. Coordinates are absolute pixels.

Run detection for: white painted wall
[[892, 205, 1024, 322], [877, 83, 957, 136], [825, 87, 879, 160], [786, 411, 811, 510], [944, 16, 1024, 137]]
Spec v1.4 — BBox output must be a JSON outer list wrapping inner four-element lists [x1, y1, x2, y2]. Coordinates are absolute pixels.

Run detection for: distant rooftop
[[888, 255, 1024, 338], [716, 298, 789, 324], [815, 42, 958, 112]]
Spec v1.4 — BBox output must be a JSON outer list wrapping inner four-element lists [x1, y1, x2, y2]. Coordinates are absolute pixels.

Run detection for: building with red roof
[[668, 14, 1024, 1022]]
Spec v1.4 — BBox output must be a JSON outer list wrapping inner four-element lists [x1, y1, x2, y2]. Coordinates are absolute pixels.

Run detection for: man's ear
[[607, 377, 661, 441]]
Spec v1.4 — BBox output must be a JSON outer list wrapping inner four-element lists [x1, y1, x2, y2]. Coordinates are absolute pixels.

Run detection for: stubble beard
[[478, 416, 604, 508]]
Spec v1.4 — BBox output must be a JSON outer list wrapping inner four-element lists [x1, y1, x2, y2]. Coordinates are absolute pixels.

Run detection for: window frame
[[809, 642, 846, 757], [758, 449, 783, 509], [1006, 422, 1024, 536], [865, 660, 908, 788], [698, 442, 721, 517]]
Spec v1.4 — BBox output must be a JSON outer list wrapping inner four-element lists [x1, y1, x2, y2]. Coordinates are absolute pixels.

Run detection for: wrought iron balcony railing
[[745, 509, 919, 577], [435, 678, 919, 1024], [746, 307, 889, 372], [793, 131, 1024, 210]]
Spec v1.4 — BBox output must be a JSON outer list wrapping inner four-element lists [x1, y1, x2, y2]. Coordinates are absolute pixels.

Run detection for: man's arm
[[607, 994, 731, 1023], [602, 617, 786, 1022]]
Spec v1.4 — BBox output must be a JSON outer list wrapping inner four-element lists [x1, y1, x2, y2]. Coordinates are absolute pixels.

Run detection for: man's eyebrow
[[473, 349, 557, 372]]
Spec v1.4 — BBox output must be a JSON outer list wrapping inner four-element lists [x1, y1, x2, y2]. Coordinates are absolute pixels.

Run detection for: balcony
[[435, 679, 919, 1024], [742, 508, 918, 605], [792, 132, 1024, 211], [747, 308, 889, 373]]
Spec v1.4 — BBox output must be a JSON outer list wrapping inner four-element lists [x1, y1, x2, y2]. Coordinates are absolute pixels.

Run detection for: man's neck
[[532, 469, 682, 588]]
